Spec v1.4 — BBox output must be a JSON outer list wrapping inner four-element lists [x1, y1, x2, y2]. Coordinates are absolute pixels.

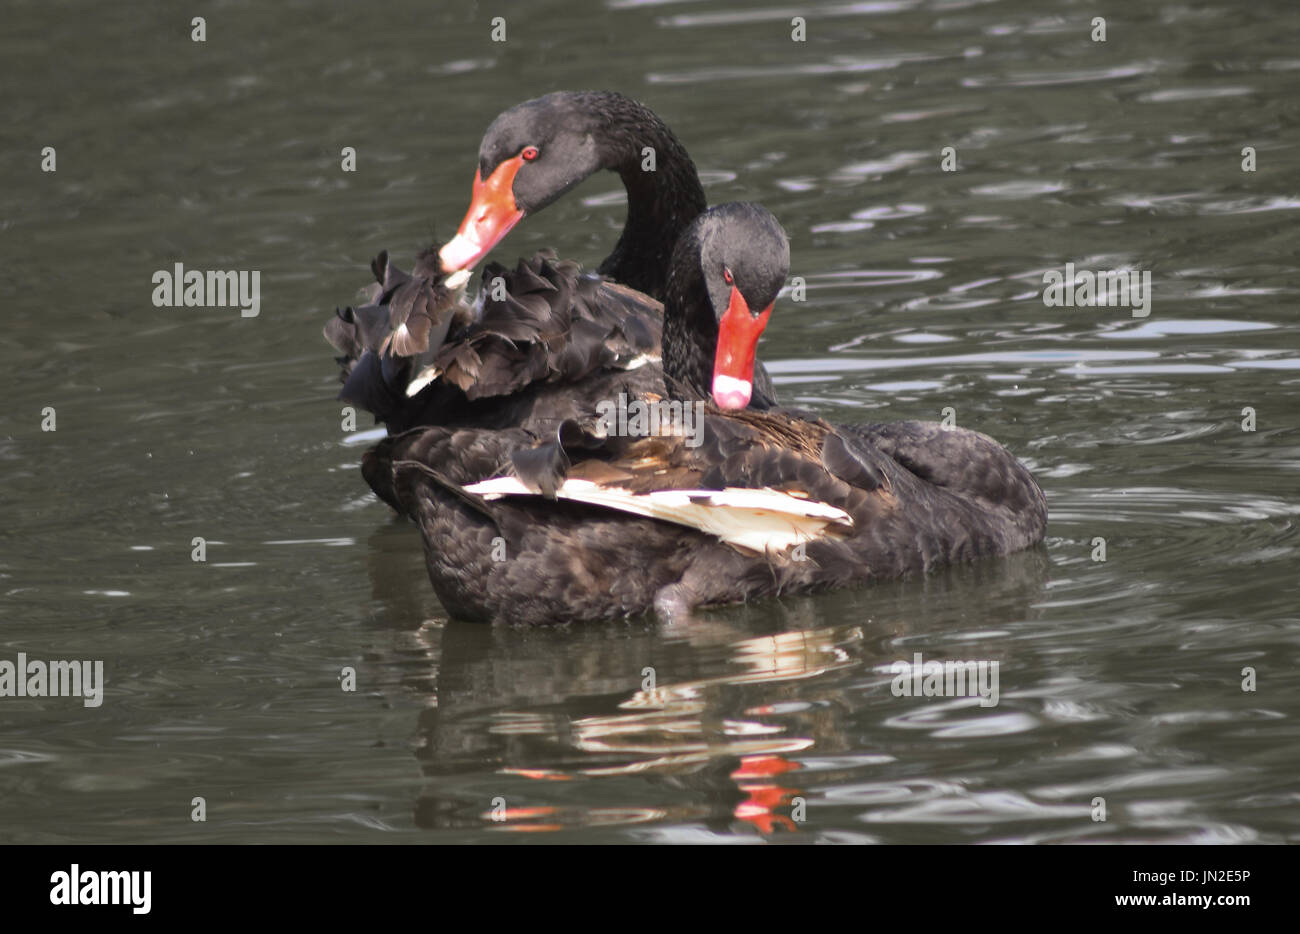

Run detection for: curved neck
[[589, 94, 706, 302], [661, 250, 717, 404]]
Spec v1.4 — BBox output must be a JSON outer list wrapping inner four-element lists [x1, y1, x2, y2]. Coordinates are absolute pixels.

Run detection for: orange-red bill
[[711, 285, 773, 409], [438, 155, 527, 273]]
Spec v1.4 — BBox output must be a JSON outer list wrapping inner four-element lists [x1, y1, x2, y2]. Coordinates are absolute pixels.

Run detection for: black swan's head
[[664, 202, 790, 410], [438, 91, 702, 281]]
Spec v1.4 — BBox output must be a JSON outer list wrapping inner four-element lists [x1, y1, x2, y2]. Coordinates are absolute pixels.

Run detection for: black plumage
[[356, 204, 1048, 624], [323, 92, 776, 474]]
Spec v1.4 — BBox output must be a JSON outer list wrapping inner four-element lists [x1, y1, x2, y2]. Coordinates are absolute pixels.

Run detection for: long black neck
[[661, 239, 718, 404], [589, 94, 706, 302]]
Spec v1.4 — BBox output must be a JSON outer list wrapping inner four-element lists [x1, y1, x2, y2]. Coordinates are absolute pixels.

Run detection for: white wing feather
[[464, 477, 852, 554]]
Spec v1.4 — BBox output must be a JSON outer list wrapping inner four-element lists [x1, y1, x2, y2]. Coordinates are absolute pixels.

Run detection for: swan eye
[[723, 268, 734, 285], [521, 146, 540, 161]]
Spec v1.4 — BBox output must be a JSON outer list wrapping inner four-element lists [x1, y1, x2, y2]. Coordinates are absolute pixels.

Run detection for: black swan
[[323, 91, 778, 439], [437, 90, 707, 301], [360, 203, 1049, 624]]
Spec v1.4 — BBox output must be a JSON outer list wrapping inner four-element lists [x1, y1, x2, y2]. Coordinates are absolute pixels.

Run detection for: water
[[1, 0, 1297, 843]]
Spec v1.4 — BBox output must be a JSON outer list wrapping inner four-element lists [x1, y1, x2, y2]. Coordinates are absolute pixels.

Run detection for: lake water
[[1, 0, 1297, 844]]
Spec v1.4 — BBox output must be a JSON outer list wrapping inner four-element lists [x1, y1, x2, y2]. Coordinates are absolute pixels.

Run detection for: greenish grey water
[[1, 0, 1298, 843]]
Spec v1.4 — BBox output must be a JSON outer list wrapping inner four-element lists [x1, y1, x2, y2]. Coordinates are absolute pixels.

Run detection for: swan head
[[689, 203, 790, 410], [438, 92, 619, 273]]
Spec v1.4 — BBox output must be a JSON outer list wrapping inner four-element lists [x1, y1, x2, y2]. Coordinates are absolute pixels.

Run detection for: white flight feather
[[621, 353, 661, 370], [463, 477, 852, 554], [406, 365, 441, 397]]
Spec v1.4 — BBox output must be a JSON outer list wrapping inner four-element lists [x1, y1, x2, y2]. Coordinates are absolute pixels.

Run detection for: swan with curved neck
[[325, 91, 780, 439], [438, 91, 707, 302], [368, 203, 1048, 624]]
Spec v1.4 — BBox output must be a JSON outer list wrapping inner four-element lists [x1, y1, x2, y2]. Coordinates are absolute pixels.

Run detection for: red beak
[[438, 155, 527, 273], [711, 285, 773, 410]]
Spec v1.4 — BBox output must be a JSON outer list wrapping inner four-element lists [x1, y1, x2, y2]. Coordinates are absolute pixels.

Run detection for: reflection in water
[[362, 524, 443, 631], [392, 552, 1050, 836]]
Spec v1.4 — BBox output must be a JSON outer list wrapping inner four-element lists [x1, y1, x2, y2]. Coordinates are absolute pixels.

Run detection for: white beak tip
[[711, 375, 752, 410]]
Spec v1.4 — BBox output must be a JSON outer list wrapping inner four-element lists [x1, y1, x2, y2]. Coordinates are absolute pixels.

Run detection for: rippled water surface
[[2, 0, 1298, 843]]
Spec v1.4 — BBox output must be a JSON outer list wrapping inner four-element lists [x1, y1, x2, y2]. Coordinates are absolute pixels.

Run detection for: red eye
[[521, 146, 539, 161], [723, 268, 734, 285]]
